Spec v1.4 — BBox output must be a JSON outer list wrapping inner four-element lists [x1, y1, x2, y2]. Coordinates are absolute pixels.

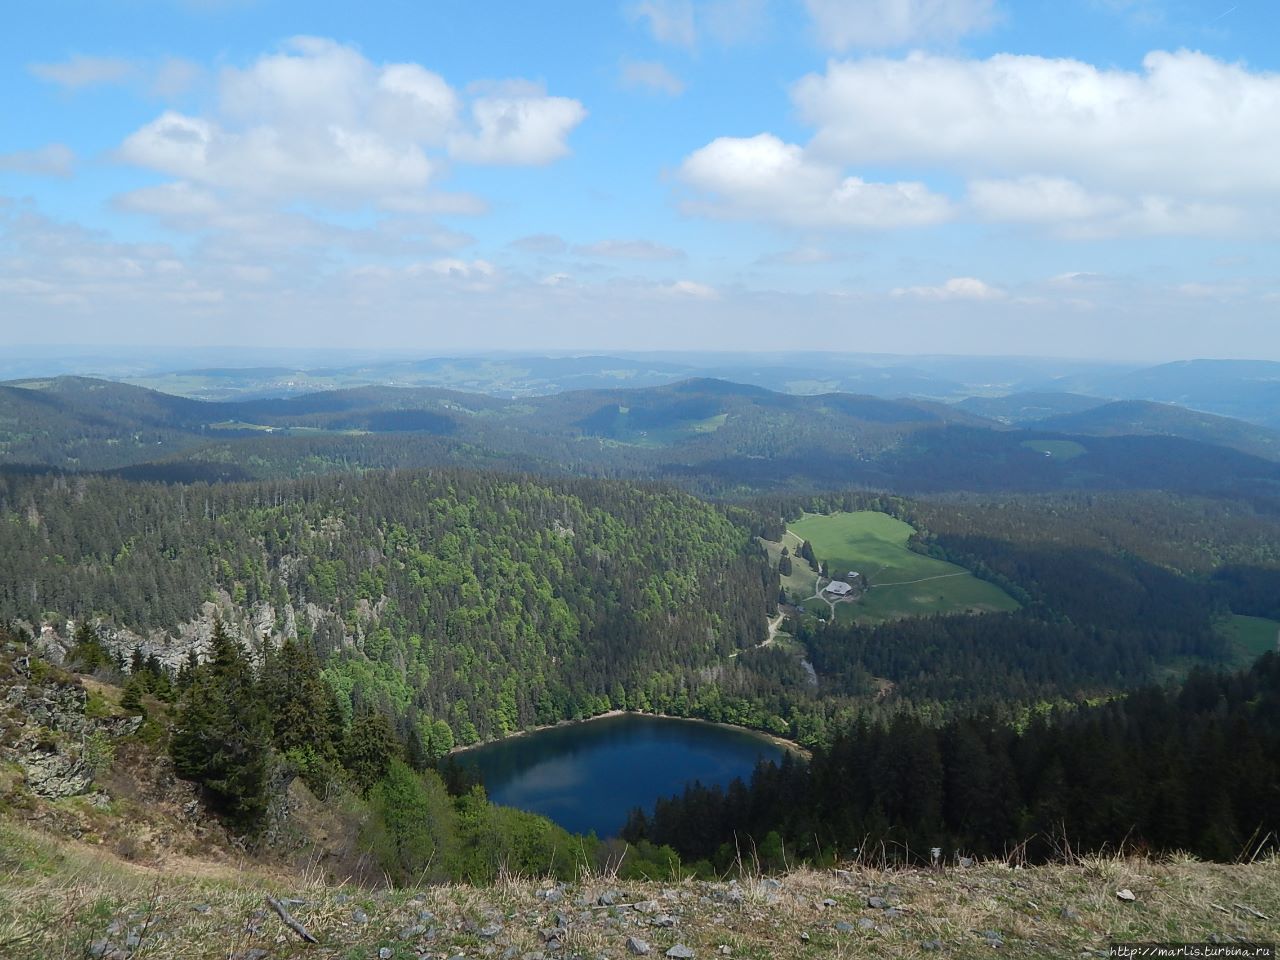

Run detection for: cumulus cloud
[[803, 0, 997, 49], [892, 277, 1006, 300], [795, 50, 1280, 199], [117, 37, 586, 208], [29, 55, 136, 89], [620, 60, 685, 96], [679, 133, 953, 228], [680, 49, 1280, 237], [448, 91, 587, 165], [0, 144, 74, 178], [575, 239, 685, 260]]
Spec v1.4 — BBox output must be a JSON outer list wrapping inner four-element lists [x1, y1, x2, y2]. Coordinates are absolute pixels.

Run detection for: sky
[[1, 0, 1278, 360]]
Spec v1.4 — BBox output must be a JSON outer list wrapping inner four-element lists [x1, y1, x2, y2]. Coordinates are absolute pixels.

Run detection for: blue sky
[[2, 0, 1278, 359]]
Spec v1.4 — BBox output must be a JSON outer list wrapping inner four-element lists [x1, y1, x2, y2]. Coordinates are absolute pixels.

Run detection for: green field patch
[[784, 511, 1019, 624], [1021, 439, 1087, 461], [1216, 614, 1280, 664]]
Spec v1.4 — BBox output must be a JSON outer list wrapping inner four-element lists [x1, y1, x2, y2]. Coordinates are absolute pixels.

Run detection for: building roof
[[824, 580, 853, 595]]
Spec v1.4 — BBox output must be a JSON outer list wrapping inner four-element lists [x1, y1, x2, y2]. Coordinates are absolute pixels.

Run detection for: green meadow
[[784, 511, 1020, 624]]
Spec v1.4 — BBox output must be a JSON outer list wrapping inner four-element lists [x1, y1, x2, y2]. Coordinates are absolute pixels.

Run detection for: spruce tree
[[170, 620, 272, 831], [260, 635, 341, 790], [342, 704, 401, 793]]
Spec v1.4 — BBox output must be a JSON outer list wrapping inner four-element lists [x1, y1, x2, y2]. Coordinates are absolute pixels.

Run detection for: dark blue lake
[[456, 713, 788, 838]]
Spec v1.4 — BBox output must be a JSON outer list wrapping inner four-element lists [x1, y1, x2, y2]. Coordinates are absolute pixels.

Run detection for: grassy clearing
[[1021, 438, 1088, 460], [1217, 614, 1280, 664], [786, 511, 1019, 623], [1, 823, 1276, 960]]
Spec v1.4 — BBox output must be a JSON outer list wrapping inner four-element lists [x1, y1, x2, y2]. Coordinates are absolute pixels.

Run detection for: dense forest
[[624, 653, 1280, 869], [0, 469, 774, 745]]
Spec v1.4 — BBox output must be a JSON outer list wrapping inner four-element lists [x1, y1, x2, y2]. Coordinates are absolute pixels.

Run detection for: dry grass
[[1, 823, 1276, 959]]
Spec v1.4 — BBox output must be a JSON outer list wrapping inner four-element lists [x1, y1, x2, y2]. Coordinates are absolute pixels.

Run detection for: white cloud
[[415, 258, 496, 280], [794, 50, 1280, 199], [625, 0, 768, 48], [627, 0, 697, 48], [803, 0, 997, 49], [29, 55, 136, 89], [679, 133, 953, 228], [664, 279, 720, 299], [0, 144, 74, 178], [449, 92, 586, 165], [117, 38, 585, 207], [892, 277, 1006, 300], [620, 60, 685, 96], [576, 239, 685, 260]]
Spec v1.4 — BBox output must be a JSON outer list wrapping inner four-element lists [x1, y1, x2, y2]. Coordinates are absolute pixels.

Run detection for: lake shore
[[449, 708, 809, 758]]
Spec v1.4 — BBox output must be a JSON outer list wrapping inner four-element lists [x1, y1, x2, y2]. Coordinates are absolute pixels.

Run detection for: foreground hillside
[[3, 822, 1276, 960]]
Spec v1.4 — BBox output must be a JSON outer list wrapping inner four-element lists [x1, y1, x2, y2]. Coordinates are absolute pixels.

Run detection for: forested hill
[[6, 375, 1280, 500], [0, 469, 774, 745]]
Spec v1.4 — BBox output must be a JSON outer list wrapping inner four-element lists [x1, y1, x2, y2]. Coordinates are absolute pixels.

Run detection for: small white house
[[824, 580, 853, 596]]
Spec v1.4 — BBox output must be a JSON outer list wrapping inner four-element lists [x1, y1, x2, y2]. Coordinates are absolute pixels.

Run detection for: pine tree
[[170, 620, 272, 831]]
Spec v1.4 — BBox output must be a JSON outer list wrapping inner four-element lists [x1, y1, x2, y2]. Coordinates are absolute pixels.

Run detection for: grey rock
[[821, 898, 837, 907], [400, 923, 427, 938], [800, 931, 811, 942], [761, 879, 782, 891], [650, 914, 676, 928], [633, 900, 660, 914], [542, 889, 564, 904], [18, 748, 93, 798], [867, 896, 888, 910], [922, 939, 944, 951], [352, 908, 370, 924], [192, 903, 211, 914], [88, 941, 113, 959], [834, 921, 854, 933], [598, 891, 617, 906], [666, 947, 696, 959], [379, 949, 394, 960], [480, 923, 503, 939], [884, 908, 904, 919], [857, 918, 877, 931], [833, 869, 854, 883], [1060, 906, 1081, 922], [231, 951, 269, 960], [627, 937, 652, 955]]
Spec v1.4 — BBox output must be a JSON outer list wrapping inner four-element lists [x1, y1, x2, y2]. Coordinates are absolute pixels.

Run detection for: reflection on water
[[456, 714, 786, 837]]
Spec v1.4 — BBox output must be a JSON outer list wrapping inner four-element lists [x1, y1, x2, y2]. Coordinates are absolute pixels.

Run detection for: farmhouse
[[824, 580, 853, 596]]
